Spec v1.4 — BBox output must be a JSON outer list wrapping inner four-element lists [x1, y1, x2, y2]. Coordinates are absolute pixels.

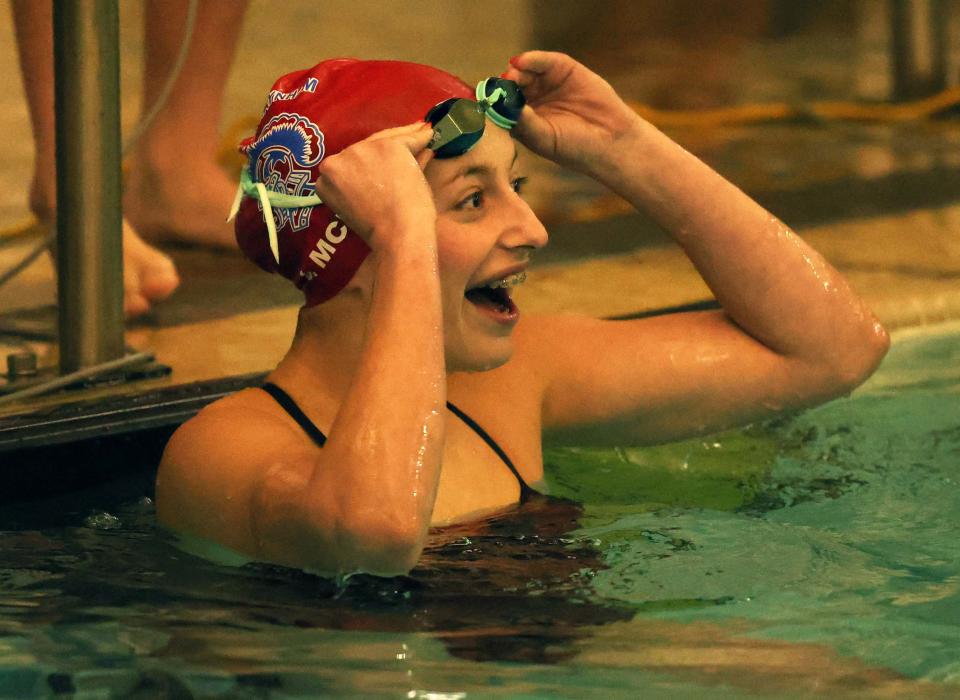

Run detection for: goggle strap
[[475, 79, 518, 129], [484, 107, 517, 130], [226, 167, 325, 265], [227, 178, 245, 223], [255, 181, 280, 265]]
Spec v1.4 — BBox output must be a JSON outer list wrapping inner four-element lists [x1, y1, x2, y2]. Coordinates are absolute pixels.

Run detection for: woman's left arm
[[504, 51, 889, 445]]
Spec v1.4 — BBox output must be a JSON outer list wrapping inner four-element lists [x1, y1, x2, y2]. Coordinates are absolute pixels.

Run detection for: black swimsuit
[[261, 382, 538, 503]]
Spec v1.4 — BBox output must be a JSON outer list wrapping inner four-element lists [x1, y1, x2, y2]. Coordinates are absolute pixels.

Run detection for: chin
[[447, 338, 514, 373]]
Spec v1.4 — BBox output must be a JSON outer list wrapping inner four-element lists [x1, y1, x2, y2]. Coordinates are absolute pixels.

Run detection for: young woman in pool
[[156, 52, 889, 577]]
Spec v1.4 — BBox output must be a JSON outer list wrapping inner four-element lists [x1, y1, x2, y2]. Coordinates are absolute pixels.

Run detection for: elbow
[[869, 319, 892, 369], [824, 318, 891, 395], [333, 509, 429, 577], [251, 469, 428, 577], [364, 544, 425, 577]]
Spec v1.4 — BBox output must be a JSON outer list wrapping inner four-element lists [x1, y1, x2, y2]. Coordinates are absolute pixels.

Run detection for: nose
[[499, 193, 549, 252]]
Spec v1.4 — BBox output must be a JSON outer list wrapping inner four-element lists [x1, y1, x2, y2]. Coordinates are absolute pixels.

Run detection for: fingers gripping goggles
[[228, 77, 524, 264]]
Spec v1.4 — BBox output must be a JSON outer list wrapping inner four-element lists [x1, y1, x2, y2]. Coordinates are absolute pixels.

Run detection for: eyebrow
[[442, 146, 519, 188]]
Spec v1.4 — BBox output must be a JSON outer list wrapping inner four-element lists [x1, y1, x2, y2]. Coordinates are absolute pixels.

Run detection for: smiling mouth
[[464, 272, 526, 319]]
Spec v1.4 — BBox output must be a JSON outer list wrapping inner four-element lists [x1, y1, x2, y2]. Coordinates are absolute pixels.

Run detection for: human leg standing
[[123, 0, 249, 249], [10, 0, 180, 318]]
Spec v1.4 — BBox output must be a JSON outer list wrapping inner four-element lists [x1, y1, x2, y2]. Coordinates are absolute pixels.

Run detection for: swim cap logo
[[245, 113, 325, 233]]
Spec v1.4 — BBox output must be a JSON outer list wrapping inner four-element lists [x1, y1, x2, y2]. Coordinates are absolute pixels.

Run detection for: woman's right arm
[[158, 124, 447, 576]]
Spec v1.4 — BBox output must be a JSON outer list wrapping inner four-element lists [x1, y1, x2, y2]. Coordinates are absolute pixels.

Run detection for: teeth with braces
[[487, 272, 527, 289]]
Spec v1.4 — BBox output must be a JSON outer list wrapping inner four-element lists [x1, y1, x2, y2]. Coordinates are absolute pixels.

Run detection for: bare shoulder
[[156, 387, 314, 555], [160, 387, 304, 471]]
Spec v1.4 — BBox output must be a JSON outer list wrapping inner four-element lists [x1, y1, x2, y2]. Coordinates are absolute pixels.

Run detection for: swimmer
[[156, 53, 889, 577]]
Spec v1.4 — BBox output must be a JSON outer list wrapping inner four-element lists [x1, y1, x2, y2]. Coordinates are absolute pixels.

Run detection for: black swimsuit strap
[[261, 382, 327, 447], [260, 383, 536, 502], [445, 400, 537, 503]]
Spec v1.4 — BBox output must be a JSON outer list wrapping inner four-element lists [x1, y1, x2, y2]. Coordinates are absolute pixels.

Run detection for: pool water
[[1, 322, 958, 698]]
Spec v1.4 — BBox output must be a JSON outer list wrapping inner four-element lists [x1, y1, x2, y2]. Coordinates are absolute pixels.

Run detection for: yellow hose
[[628, 85, 960, 127]]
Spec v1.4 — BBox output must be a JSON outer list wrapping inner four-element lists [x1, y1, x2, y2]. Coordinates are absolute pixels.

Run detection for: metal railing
[[53, 0, 125, 374], [891, 0, 949, 100]]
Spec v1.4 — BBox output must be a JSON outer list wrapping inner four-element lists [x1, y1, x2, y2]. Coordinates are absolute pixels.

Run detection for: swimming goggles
[[426, 77, 525, 158], [228, 77, 524, 263]]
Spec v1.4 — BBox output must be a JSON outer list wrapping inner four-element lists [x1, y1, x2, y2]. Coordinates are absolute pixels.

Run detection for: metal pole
[[890, 0, 949, 100], [53, 0, 125, 374]]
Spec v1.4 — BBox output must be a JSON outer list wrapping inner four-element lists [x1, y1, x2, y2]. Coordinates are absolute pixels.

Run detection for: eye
[[456, 190, 484, 210], [512, 176, 528, 194]]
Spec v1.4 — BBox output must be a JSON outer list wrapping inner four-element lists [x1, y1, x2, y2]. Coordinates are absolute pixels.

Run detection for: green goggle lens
[[426, 77, 525, 159], [426, 98, 486, 159]]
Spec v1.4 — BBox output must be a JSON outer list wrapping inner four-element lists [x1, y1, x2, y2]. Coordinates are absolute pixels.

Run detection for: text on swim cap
[[264, 77, 319, 110], [308, 220, 349, 268]]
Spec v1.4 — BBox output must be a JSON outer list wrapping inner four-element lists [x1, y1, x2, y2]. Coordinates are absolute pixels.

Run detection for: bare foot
[[30, 179, 180, 319], [123, 153, 238, 249], [122, 219, 180, 318]]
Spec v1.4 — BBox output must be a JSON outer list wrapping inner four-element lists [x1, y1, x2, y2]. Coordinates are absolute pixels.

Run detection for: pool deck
[[1, 1, 959, 421]]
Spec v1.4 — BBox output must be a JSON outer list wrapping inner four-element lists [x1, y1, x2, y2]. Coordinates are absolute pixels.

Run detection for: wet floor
[[1, 0, 959, 407]]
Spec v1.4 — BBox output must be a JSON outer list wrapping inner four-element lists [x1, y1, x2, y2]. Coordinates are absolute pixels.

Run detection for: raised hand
[[501, 51, 643, 180], [313, 122, 436, 249]]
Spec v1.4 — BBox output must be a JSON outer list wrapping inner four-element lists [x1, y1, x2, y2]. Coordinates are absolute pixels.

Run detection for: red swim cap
[[235, 59, 472, 306]]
